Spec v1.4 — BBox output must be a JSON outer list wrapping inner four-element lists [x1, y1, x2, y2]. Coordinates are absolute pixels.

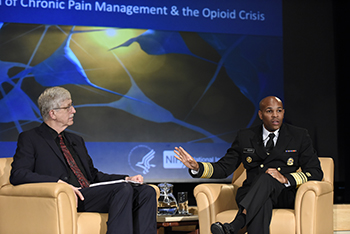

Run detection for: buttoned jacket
[[192, 123, 323, 192]]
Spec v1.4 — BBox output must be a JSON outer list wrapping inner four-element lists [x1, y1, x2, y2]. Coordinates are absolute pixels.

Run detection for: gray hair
[[38, 87, 71, 121]]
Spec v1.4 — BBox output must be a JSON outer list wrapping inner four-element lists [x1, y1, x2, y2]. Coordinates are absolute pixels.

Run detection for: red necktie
[[58, 134, 90, 188]]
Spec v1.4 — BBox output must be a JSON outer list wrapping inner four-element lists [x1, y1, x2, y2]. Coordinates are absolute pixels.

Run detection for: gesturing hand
[[174, 146, 199, 171]]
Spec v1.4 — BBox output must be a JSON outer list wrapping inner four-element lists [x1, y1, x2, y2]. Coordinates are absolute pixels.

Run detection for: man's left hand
[[125, 175, 144, 184], [265, 168, 288, 184]]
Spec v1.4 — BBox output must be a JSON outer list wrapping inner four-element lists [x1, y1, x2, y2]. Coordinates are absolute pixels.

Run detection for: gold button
[[246, 157, 252, 163], [260, 164, 264, 168], [277, 167, 281, 171]]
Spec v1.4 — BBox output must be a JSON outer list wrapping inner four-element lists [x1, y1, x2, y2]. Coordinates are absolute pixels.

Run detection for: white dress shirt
[[262, 125, 279, 147]]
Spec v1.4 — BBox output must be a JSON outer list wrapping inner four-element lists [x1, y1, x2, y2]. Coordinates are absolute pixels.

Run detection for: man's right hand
[[58, 180, 84, 207], [174, 146, 199, 171]]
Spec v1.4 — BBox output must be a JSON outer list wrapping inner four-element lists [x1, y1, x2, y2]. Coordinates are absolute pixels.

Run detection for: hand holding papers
[[125, 174, 144, 184]]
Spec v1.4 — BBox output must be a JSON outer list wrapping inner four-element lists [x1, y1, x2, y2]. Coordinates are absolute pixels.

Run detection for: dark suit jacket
[[191, 123, 323, 200], [10, 123, 127, 186]]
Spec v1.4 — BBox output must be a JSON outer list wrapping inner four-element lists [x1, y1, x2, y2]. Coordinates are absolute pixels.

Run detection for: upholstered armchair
[[194, 157, 334, 234], [0, 157, 160, 234]]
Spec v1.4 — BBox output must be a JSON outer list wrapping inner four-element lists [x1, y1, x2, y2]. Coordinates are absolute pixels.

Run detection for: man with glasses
[[10, 86, 157, 234]]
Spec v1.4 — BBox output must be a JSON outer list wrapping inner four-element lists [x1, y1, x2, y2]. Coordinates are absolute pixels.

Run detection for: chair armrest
[[294, 181, 333, 234], [0, 183, 77, 234], [194, 183, 238, 234], [0, 182, 75, 197], [0, 183, 160, 234], [148, 184, 160, 199]]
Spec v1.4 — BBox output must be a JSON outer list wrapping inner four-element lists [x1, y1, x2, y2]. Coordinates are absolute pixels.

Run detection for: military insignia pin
[[246, 156, 252, 163], [287, 158, 294, 166]]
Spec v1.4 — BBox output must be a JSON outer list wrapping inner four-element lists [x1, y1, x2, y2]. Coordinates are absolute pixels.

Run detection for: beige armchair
[[194, 157, 334, 234], [0, 157, 160, 234]]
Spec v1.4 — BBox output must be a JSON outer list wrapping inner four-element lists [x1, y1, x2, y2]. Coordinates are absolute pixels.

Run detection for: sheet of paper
[[90, 179, 141, 187]]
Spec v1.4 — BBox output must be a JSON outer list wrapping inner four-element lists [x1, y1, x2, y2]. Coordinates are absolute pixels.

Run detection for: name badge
[[243, 148, 255, 153]]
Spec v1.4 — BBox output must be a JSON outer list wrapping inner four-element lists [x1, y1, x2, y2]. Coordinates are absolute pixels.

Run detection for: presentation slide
[[0, 0, 283, 182]]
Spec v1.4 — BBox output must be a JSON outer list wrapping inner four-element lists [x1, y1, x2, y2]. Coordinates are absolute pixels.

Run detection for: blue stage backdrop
[[0, 0, 283, 182]]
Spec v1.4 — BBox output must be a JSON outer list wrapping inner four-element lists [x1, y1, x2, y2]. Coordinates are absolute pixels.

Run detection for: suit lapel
[[38, 123, 92, 181], [251, 126, 268, 160], [37, 123, 67, 165]]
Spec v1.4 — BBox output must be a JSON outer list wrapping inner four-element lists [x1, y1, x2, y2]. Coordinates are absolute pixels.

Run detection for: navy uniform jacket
[[10, 123, 127, 186], [191, 123, 323, 199]]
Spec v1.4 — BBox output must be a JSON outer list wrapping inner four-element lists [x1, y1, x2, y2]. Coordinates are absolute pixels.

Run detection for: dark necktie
[[58, 134, 90, 188], [265, 133, 275, 153]]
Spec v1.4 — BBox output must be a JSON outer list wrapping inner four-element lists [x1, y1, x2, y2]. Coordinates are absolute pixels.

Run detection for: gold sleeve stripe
[[290, 171, 308, 187], [200, 162, 214, 179]]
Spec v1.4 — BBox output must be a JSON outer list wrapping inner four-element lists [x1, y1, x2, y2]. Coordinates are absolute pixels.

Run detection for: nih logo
[[163, 150, 186, 169]]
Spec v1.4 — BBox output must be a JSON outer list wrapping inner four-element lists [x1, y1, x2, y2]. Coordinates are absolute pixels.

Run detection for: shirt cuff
[[284, 180, 291, 187], [191, 169, 199, 175]]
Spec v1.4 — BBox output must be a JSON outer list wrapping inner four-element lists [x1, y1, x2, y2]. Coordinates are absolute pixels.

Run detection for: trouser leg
[[245, 196, 273, 234], [238, 173, 286, 234], [79, 183, 134, 233], [106, 183, 134, 234], [78, 183, 157, 234], [132, 184, 157, 234]]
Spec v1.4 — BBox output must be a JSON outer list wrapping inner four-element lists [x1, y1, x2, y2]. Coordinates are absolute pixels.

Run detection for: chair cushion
[[77, 212, 108, 234], [270, 209, 295, 234], [216, 209, 295, 234]]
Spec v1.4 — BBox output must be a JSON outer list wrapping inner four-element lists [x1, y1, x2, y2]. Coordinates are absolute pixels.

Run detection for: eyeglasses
[[53, 103, 74, 111]]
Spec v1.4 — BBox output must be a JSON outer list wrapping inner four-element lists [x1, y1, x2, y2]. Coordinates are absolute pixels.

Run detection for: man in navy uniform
[[174, 96, 323, 234]]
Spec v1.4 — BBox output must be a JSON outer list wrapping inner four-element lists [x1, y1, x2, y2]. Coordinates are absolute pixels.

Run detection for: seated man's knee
[[111, 182, 134, 197], [144, 185, 157, 198], [136, 185, 156, 199], [255, 173, 276, 185]]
